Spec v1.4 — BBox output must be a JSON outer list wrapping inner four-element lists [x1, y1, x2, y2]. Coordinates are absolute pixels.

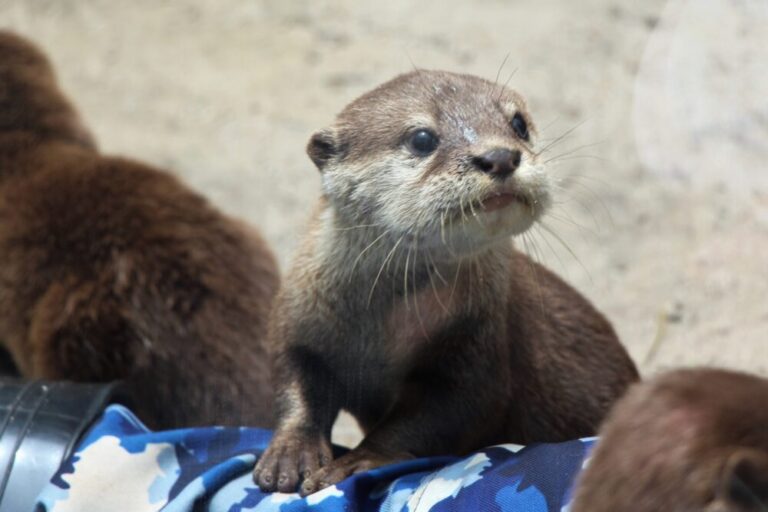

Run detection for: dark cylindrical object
[[0, 379, 125, 512]]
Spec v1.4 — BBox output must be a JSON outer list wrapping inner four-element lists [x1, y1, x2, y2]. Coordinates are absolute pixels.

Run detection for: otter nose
[[472, 149, 522, 179]]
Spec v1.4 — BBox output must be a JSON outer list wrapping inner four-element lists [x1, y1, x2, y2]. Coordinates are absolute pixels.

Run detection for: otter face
[[308, 70, 550, 258]]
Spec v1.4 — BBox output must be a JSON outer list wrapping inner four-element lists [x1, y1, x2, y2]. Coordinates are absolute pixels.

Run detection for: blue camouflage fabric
[[36, 405, 594, 511]]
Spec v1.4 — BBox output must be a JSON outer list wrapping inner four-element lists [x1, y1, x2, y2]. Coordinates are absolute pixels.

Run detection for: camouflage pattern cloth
[[36, 405, 594, 511]]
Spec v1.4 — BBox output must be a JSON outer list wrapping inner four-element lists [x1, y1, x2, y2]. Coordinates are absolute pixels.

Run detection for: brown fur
[[0, 31, 279, 428], [571, 368, 768, 512], [253, 70, 638, 494]]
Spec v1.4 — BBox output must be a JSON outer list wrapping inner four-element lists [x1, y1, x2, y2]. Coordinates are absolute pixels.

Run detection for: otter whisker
[[542, 140, 607, 165], [534, 120, 587, 158], [458, 194, 469, 224], [555, 176, 616, 228], [470, 255, 483, 310], [349, 229, 391, 282], [493, 52, 511, 87], [368, 235, 404, 307], [331, 223, 384, 232], [387, 234, 409, 301], [524, 230, 547, 270], [548, 181, 608, 233], [544, 210, 598, 237], [563, 173, 614, 189], [538, 221, 593, 284], [427, 259, 450, 315], [448, 257, 463, 305], [445, 212, 455, 257], [466, 254, 474, 310], [530, 225, 567, 273], [538, 115, 562, 136], [403, 245, 413, 311], [496, 66, 519, 103], [520, 232, 545, 314], [545, 154, 606, 165], [405, 51, 437, 100], [551, 200, 604, 238], [390, 232, 410, 294], [439, 211, 447, 247], [427, 251, 449, 286], [411, 235, 432, 339], [501, 66, 518, 89], [467, 198, 485, 227]]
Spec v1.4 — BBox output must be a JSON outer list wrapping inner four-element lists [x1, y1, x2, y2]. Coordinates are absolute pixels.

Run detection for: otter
[[571, 368, 768, 512], [0, 31, 279, 429], [253, 69, 638, 495]]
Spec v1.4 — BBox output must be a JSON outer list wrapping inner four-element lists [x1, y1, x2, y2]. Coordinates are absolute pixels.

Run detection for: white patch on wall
[[633, 0, 768, 194]]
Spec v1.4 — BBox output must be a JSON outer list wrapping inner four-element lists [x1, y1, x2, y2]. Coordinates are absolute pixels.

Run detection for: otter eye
[[406, 129, 439, 156], [511, 113, 529, 141]]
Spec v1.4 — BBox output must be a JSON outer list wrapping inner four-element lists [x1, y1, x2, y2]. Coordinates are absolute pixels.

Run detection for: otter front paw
[[253, 430, 333, 493], [300, 446, 408, 496]]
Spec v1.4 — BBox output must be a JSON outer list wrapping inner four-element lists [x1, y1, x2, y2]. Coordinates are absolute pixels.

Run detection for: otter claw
[[253, 430, 332, 494]]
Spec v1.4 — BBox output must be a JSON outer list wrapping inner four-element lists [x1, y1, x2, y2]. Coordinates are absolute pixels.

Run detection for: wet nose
[[472, 148, 522, 179]]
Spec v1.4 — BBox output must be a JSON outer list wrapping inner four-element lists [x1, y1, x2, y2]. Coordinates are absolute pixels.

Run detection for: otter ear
[[717, 450, 768, 510], [307, 128, 340, 171]]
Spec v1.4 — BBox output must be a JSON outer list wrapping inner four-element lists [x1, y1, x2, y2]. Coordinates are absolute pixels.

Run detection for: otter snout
[[471, 148, 522, 179]]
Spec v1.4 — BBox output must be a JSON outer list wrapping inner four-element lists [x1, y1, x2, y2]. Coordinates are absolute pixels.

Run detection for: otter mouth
[[441, 190, 537, 224], [478, 191, 532, 212]]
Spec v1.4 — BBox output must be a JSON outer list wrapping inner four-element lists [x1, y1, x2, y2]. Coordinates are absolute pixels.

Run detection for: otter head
[[308, 69, 550, 258], [0, 31, 95, 150], [571, 369, 768, 512]]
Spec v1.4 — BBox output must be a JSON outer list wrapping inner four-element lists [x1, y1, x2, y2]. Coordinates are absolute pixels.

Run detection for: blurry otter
[[253, 70, 638, 495], [571, 368, 768, 512], [0, 31, 279, 429]]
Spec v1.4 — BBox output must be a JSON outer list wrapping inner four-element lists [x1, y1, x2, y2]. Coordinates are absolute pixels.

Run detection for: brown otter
[[0, 31, 279, 429], [571, 368, 768, 512], [253, 69, 638, 495]]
